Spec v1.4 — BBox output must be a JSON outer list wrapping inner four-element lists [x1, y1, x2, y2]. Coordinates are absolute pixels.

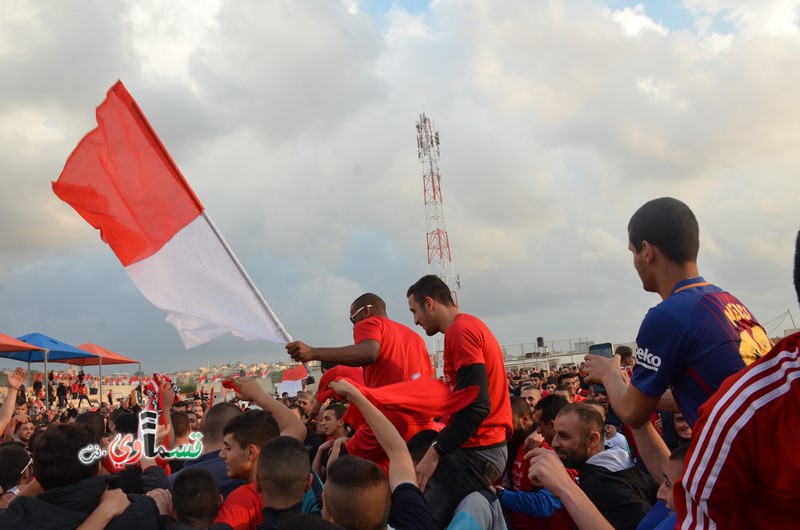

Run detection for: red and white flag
[[246, 370, 255, 377], [211, 374, 222, 384], [259, 370, 269, 378], [53, 81, 291, 349], [198, 374, 208, 384], [130, 376, 139, 385], [276, 364, 308, 396]]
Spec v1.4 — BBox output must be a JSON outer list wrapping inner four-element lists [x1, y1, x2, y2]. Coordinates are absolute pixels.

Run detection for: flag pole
[[199, 211, 292, 343], [201, 212, 310, 377]]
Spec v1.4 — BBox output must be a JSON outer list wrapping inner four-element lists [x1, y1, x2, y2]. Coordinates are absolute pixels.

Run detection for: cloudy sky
[[2, 0, 799, 373]]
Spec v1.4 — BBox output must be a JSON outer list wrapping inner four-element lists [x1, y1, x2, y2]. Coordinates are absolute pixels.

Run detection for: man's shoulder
[[383, 316, 426, 340], [228, 482, 259, 499], [446, 313, 494, 340]]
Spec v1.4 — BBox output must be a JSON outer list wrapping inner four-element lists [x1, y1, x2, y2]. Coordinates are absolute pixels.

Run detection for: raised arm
[[629, 421, 670, 482], [0, 368, 25, 435], [584, 354, 660, 428], [233, 376, 306, 441], [329, 379, 416, 490]]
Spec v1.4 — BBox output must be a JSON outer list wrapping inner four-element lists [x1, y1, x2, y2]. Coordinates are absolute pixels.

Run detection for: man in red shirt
[[286, 293, 436, 471], [407, 274, 513, 526], [213, 378, 307, 530]]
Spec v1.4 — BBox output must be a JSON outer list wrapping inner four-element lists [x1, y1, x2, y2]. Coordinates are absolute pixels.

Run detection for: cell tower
[[416, 112, 459, 305]]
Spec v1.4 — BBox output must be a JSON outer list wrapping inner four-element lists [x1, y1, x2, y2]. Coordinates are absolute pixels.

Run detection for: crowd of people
[[0, 196, 797, 529]]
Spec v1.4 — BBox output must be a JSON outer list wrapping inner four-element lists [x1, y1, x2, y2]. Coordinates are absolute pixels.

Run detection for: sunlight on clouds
[[635, 77, 688, 110], [342, 0, 360, 16], [606, 4, 668, 37], [0, 2, 39, 52], [621, 121, 688, 164], [472, 52, 539, 111], [128, 0, 220, 89], [685, 0, 800, 38], [0, 108, 64, 145], [385, 6, 432, 43], [578, 226, 627, 263]]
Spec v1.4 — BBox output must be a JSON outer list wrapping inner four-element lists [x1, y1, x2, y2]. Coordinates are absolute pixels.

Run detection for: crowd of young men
[[0, 196, 796, 529]]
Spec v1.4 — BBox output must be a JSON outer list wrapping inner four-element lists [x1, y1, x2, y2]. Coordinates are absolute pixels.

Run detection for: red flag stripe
[[53, 81, 203, 267]]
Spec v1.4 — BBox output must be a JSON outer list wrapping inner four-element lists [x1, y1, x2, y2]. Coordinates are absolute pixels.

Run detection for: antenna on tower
[[416, 112, 459, 305]]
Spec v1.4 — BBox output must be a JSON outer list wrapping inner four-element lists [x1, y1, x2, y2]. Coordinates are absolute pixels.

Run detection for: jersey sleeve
[[676, 403, 755, 529], [353, 317, 383, 345], [630, 308, 687, 398]]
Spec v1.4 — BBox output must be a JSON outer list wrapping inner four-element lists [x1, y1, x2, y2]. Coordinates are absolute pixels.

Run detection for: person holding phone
[[583, 197, 771, 429]]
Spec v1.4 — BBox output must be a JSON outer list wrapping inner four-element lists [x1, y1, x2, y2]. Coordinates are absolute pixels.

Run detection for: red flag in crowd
[[280, 365, 308, 382]]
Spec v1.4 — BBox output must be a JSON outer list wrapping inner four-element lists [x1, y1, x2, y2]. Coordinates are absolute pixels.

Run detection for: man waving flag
[[53, 81, 290, 348]]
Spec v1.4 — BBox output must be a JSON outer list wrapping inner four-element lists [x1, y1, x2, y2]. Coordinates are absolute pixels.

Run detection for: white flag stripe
[[126, 214, 290, 348]]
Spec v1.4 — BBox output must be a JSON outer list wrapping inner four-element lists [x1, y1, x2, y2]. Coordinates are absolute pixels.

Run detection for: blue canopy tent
[[0, 333, 96, 409]]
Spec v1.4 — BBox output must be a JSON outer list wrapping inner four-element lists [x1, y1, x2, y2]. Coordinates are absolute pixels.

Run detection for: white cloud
[[606, 4, 668, 37]]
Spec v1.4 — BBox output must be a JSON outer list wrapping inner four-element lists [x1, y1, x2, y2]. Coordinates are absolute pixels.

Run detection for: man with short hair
[[557, 373, 584, 402], [407, 274, 512, 526], [294, 391, 314, 418], [552, 385, 573, 403], [255, 436, 338, 529], [186, 410, 199, 432], [171, 468, 224, 527], [496, 396, 575, 529], [169, 411, 192, 473], [169, 401, 245, 498], [287, 293, 435, 472], [211, 377, 311, 530], [584, 198, 772, 428], [8, 421, 34, 449], [520, 385, 541, 409], [532, 395, 570, 447], [615, 345, 635, 370], [551, 403, 656, 530]]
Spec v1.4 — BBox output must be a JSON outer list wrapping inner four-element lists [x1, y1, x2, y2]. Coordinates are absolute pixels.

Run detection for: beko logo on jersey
[[636, 347, 662, 371]]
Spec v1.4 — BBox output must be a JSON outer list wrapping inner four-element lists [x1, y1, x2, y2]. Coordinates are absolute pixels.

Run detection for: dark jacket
[[578, 448, 657, 530], [0, 468, 167, 529]]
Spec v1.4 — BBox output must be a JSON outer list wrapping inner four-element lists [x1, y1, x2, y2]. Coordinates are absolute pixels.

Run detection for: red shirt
[[353, 316, 434, 388], [676, 333, 800, 530], [444, 313, 512, 447], [316, 365, 365, 403], [214, 482, 261, 530]]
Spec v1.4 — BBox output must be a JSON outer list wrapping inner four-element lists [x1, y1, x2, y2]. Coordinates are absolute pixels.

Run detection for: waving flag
[[198, 374, 208, 384], [211, 374, 222, 384], [52, 81, 290, 349], [277, 364, 309, 396]]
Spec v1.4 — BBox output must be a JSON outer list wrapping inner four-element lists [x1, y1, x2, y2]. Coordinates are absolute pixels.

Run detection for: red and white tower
[[416, 112, 459, 305]]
